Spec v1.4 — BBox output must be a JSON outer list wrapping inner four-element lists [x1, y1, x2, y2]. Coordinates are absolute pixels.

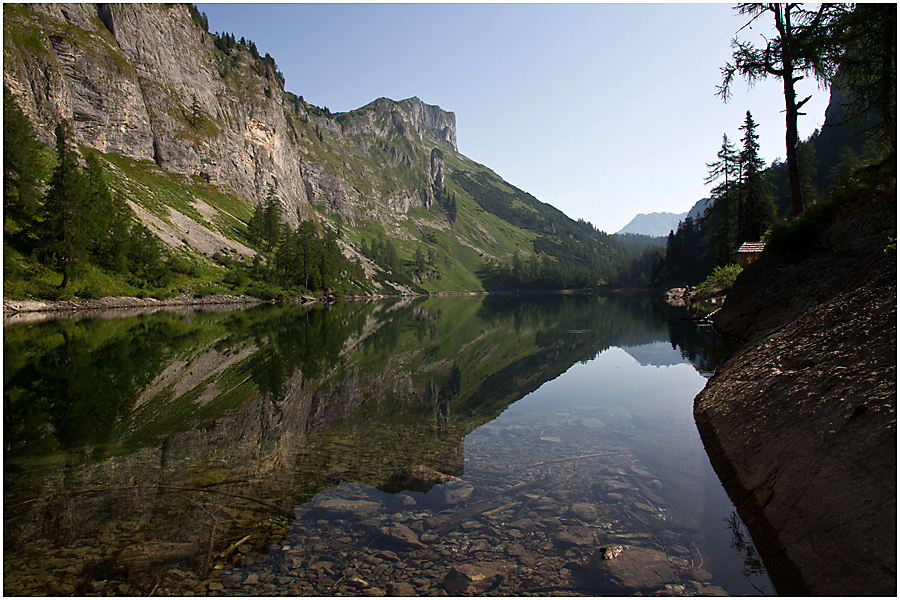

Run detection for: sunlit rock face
[[5, 4, 458, 231]]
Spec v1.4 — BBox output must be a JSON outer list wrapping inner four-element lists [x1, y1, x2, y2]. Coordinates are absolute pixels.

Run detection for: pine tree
[[273, 223, 296, 286], [4, 87, 47, 229], [737, 112, 775, 243], [823, 4, 896, 151], [718, 4, 834, 215], [248, 202, 265, 249], [84, 152, 131, 272], [320, 230, 340, 290], [703, 134, 739, 265], [250, 186, 282, 252], [262, 187, 281, 250], [41, 122, 91, 289], [127, 223, 167, 285]]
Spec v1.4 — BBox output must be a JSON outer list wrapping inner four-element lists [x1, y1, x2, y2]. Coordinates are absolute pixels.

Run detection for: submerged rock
[[382, 465, 453, 494], [553, 525, 595, 547], [378, 524, 425, 549], [308, 498, 381, 518], [441, 563, 507, 594], [567, 502, 598, 522], [585, 545, 676, 593], [441, 482, 475, 505], [387, 581, 416, 596]]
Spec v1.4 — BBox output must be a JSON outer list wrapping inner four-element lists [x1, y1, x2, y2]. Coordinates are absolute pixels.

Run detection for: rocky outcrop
[[4, 3, 312, 227], [4, 4, 459, 235], [694, 178, 897, 595], [336, 96, 456, 153]]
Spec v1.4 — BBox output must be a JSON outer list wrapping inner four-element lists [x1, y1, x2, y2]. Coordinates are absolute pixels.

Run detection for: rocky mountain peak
[[399, 96, 457, 151], [4, 3, 462, 257]]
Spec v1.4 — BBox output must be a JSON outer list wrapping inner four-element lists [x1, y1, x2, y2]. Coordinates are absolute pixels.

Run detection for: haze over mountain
[[616, 212, 687, 238], [616, 198, 713, 237]]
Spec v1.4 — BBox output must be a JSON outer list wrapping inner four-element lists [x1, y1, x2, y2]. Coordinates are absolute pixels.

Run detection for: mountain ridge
[[3, 2, 656, 297], [617, 211, 687, 237]]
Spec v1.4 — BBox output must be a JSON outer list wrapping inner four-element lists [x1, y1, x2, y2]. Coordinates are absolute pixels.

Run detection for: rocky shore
[[2, 293, 269, 324], [693, 183, 897, 595]]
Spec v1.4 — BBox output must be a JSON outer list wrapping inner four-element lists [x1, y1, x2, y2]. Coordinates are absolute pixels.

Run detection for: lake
[[3, 294, 772, 595]]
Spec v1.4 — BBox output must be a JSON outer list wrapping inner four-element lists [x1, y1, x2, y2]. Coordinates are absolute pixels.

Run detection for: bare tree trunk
[[775, 4, 806, 216]]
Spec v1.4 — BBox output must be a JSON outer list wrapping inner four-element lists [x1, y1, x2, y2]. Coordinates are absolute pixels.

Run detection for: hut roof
[[733, 242, 766, 254]]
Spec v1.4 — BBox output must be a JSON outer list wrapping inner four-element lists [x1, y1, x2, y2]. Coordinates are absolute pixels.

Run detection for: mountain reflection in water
[[3, 295, 770, 596]]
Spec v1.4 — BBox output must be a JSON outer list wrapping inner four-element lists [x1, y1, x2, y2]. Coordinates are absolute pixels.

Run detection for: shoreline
[[2, 286, 656, 324]]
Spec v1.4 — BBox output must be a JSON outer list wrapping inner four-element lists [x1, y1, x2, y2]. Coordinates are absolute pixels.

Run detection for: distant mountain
[[617, 212, 687, 237], [617, 197, 713, 238]]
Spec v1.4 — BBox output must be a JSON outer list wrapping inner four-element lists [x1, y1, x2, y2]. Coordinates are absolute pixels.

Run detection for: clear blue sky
[[198, 3, 831, 234]]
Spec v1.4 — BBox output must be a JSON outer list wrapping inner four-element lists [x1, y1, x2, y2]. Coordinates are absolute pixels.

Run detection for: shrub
[[708, 264, 743, 290], [695, 264, 742, 299], [167, 255, 201, 277], [764, 196, 844, 263], [76, 284, 103, 300], [223, 267, 248, 289]]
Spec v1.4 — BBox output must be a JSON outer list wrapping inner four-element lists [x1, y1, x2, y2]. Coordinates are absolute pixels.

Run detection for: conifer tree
[[320, 230, 340, 289], [703, 134, 739, 265], [823, 4, 897, 150], [249, 186, 282, 251], [84, 152, 131, 272], [4, 87, 46, 229], [262, 187, 281, 249], [41, 122, 91, 289], [737, 112, 775, 243], [718, 4, 833, 215]]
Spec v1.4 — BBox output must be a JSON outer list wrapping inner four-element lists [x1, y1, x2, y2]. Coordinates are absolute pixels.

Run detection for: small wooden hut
[[732, 242, 766, 268]]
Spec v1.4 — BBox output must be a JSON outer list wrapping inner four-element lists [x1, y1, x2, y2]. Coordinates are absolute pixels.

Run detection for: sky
[[198, 3, 832, 234]]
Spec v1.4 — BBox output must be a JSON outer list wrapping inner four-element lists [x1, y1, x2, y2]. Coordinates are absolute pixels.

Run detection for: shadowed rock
[[381, 465, 453, 494]]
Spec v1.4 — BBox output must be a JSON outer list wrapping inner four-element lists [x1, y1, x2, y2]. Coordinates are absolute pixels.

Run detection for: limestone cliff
[[6, 3, 616, 298], [3, 3, 458, 233]]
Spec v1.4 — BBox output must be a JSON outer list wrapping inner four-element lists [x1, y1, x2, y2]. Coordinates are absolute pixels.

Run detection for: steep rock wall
[[695, 181, 897, 595], [4, 3, 463, 255]]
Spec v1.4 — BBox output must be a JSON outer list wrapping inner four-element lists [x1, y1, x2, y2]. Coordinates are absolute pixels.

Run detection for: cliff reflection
[[3, 294, 729, 595]]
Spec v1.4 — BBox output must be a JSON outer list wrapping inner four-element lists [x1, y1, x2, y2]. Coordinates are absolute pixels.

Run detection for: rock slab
[[585, 545, 676, 593], [696, 184, 897, 596], [441, 563, 507, 595]]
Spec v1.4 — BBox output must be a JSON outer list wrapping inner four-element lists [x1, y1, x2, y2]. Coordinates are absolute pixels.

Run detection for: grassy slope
[[4, 140, 550, 300]]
